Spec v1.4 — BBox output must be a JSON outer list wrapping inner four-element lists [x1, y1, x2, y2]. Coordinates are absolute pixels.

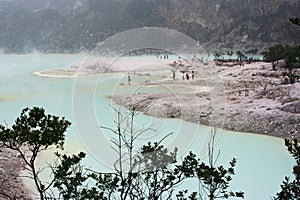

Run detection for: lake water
[[0, 54, 294, 199]]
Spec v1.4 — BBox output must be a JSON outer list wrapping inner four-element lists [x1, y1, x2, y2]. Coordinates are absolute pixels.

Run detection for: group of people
[[158, 54, 169, 59], [127, 69, 195, 86], [181, 71, 195, 80], [172, 70, 195, 80]]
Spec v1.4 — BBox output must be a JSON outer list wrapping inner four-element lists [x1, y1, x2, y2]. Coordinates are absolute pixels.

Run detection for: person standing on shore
[[186, 73, 190, 80], [172, 69, 176, 80], [128, 75, 131, 85]]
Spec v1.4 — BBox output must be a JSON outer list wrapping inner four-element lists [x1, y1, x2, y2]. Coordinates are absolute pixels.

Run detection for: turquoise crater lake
[[0, 54, 294, 200]]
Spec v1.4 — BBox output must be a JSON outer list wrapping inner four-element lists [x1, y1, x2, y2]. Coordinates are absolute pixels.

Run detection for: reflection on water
[[0, 54, 294, 200]]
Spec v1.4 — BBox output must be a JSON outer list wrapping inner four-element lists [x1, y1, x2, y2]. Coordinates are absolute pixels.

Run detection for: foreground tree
[[52, 152, 108, 199], [274, 139, 300, 200], [0, 107, 71, 200], [105, 109, 244, 199], [53, 108, 244, 200], [91, 108, 187, 199], [0, 107, 244, 199], [177, 129, 244, 200]]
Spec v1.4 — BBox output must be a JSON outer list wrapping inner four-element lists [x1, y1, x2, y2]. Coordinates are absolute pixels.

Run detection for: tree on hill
[[236, 50, 246, 62], [283, 46, 300, 83], [262, 45, 285, 70], [263, 45, 300, 83], [245, 49, 259, 62], [214, 52, 222, 61]]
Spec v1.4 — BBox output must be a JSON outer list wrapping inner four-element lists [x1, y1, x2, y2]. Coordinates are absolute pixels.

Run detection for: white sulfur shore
[[33, 56, 175, 77], [34, 56, 300, 139]]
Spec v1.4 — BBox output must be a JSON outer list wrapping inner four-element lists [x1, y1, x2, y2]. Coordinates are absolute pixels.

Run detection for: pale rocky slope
[[112, 61, 300, 139]]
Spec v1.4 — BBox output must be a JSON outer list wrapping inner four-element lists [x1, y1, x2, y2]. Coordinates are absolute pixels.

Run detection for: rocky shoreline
[[112, 61, 300, 139]]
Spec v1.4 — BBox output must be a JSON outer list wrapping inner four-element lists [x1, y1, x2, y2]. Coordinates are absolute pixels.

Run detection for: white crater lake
[[0, 54, 294, 200]]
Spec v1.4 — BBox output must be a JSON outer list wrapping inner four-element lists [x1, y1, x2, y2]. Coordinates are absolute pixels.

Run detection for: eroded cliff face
[[0, 0, 299, 53], [157, 0, 300, 51]]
